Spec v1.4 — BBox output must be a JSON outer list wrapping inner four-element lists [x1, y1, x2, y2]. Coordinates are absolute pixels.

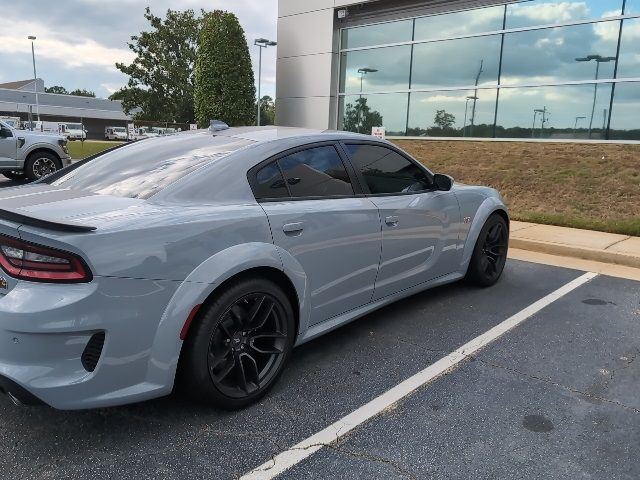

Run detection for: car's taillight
[[0, 234, 92, 283]]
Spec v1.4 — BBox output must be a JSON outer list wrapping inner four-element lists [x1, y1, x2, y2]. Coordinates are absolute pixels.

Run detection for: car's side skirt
[[295, 270, 465, 346]]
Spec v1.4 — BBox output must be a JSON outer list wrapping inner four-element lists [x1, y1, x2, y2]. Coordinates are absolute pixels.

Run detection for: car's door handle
[[283, 222, 304, 235], [385, 216, 399, 227]]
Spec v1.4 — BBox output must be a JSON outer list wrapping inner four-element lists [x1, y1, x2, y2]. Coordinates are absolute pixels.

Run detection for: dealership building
[[0, 79, 131, 139], [276, 0, 640, 141]]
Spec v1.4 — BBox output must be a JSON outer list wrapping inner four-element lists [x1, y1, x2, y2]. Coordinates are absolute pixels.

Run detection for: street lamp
[[254, 38, 277, 126], [463, 96, 478, 137], [28, 35, 40, 122], [532, 107, 549, 138], [576, 54, 616, 139], [573, 116, 586, 137], [357, 67, 378, 95]]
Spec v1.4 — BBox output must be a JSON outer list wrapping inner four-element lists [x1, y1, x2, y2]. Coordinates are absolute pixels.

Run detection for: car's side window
[[254, 162, 289, 199], [276, 145, 354, 198], [345, 144, 432, 195]]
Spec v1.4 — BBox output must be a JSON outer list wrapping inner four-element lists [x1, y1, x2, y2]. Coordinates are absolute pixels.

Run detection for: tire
[[180, 277, 295, 409], [465, 214, 509, 287], [24, 151, 62, 181], [2, 171, 28, 181]]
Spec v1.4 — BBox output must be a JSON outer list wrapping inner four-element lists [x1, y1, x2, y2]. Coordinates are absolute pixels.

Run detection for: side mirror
[[433, 173, 453, 191], [0, 127, 13, 139]]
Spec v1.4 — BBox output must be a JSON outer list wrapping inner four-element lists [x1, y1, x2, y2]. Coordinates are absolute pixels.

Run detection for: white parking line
[[241, 271, 598, 480]]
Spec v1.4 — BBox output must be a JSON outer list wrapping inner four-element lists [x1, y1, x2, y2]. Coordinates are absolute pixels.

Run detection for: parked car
[[0, 126, 508, 410], [0, 119, 72, 181], [104, 126, 128, 141], [60, 123, 87, 141], [0, 117, 21, 129]]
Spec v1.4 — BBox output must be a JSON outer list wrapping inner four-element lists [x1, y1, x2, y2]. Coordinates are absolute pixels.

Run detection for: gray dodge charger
[[0, 126, 508, 410]]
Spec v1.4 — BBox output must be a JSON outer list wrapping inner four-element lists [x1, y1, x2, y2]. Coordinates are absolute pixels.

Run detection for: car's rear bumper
[[0, 276, 180, 409]]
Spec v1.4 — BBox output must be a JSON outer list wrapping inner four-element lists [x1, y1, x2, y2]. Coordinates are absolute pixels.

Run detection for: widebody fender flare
[[145, 242, 309, 388], [459, 197, 509, 272]]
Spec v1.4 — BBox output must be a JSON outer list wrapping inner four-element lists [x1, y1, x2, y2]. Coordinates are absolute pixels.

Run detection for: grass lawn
[[393, 140, 640, 237], [67, 140, 123, 159]]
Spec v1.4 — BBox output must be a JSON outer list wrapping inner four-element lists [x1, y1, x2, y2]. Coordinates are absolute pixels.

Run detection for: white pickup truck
[[0, 119, 72, 181]]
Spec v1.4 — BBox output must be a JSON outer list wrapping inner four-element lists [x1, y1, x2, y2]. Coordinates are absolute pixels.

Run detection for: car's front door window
[[344, 144, 432, 194]]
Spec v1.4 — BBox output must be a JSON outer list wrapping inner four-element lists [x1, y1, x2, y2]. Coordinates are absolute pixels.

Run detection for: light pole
[[463, 96, 478, 137], [28, 35, 40, 123], [573, 116, 586, 137], [254, 38, 277, 126], [532, 107, 548, 138], [469, 59, 484, 137], [576, 54, 616, 139], [357, 67, 378, 96]]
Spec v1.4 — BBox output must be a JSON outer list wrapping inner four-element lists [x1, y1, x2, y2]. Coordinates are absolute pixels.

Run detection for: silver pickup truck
[[0, 119, 72, 181]]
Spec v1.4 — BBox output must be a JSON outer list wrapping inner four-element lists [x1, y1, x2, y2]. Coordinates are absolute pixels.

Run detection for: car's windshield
[[44, 135, 254, 199]]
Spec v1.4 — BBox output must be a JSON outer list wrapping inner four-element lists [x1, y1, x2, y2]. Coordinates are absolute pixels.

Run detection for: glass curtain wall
[[338, 0, 640, 140]]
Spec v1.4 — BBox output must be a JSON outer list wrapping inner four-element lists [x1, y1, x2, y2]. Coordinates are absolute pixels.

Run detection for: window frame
[[339, 140, 437, 197], [247, 141, 365, 202]]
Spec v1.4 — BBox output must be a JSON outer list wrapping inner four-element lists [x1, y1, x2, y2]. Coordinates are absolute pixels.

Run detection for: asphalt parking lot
[[1, 176, 639, 480]]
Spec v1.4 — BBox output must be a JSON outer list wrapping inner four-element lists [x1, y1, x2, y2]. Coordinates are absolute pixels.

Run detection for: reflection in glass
[[411, 35, 501, 89], [341, 19, 413, 49], [506, 1, 623, 28], [624, 0, 640, 14], [496, 83, 613, 139], [340, 46, 411, 94], [609, 82, 640, 140], [278, 147, 354, 198], [617, 18, 640, 78], [413, 5, 505, 41], [407, 89, 497, 137], [501, 22, 619, 85], [340, 94, 408, 135]]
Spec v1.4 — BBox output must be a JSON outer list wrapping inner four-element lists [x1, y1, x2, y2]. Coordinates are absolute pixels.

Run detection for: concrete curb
[[510, 238, 640, 270]]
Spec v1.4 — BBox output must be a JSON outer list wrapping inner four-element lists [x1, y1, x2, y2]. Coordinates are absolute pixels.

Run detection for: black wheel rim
[[207, 293, 288, 399], [480, 222, 508, 280]]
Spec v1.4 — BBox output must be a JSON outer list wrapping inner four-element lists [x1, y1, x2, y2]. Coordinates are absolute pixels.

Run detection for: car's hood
[[0, 184, 161, 231]]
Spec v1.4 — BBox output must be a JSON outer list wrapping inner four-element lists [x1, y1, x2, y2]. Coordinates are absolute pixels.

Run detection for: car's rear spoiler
[[0, 208, 96, 233]]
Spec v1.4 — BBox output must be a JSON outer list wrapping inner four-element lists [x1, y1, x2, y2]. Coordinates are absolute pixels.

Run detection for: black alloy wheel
[[466, 214, 509, 287], [181, 278, 295, 409]]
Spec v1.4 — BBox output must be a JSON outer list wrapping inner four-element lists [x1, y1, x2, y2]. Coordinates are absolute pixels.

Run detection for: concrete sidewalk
[[510, 221, 640, 269]]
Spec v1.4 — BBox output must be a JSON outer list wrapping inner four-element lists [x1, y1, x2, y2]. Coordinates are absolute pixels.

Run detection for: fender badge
[[463, 216, 472, 224], [0, 276, 7, 290]]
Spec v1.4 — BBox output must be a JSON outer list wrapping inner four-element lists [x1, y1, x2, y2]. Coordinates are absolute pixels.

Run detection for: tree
[[194, 11, 255, 127], [258, 95, 275, 125], [342, 97, 383, 134], [110, 7, 202, 123], [434, 109, 456, 130], [45, 86, 68, 94], [69, 88, 96, 97]]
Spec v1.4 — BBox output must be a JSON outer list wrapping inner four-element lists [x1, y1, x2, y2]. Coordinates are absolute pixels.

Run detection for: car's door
[[343, 142, 461, 300], [0, 124, 17, 169], [250, 143, 382, 325]]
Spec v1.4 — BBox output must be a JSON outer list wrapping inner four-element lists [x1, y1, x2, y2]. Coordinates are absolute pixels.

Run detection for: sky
[[0, 0, 278, 99]]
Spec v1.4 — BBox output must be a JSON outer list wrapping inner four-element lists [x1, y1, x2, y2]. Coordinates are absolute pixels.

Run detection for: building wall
[[276, 0, 337, 129], [276, 0, 510, 129], [277, 0, 640, 142]]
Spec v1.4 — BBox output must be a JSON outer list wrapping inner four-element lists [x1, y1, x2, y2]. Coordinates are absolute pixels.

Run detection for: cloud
[[0, 0, 277, 99]]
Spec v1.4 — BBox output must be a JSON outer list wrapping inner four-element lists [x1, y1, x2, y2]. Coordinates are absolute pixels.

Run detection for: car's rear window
[[46, 135, 253, 199]]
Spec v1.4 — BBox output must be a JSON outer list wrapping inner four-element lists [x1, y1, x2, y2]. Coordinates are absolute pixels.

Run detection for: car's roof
[[209, 125, 369, 143]]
